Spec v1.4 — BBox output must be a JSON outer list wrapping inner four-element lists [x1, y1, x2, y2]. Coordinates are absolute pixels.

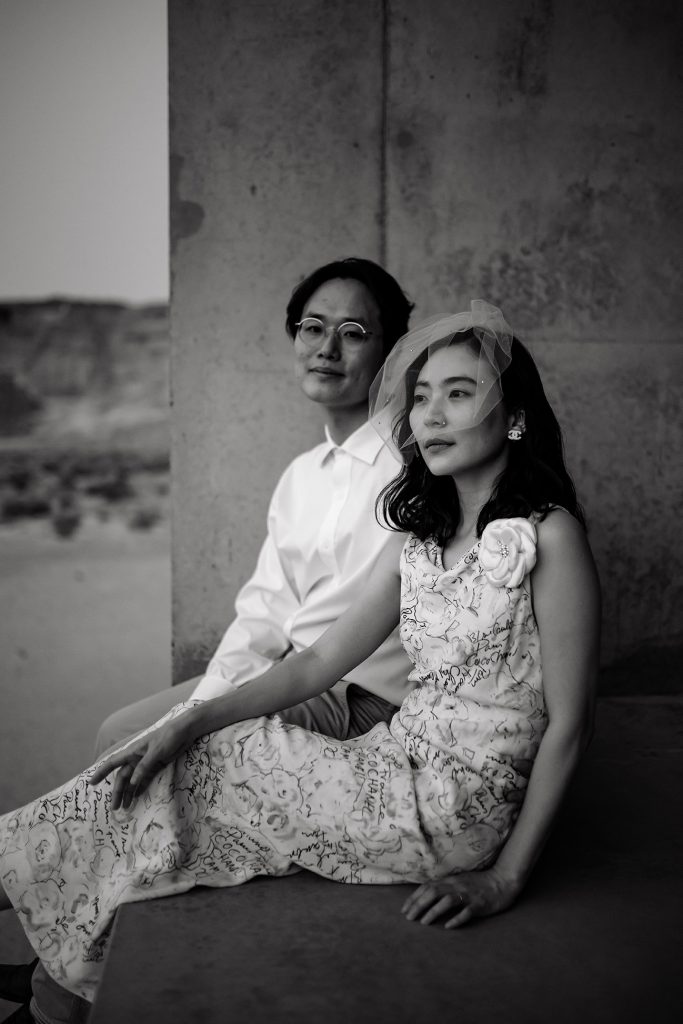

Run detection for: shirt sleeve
[[191, 480, 300, 700]]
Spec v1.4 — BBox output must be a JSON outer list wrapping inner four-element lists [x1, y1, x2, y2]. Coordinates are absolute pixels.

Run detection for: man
[[96, 257, 415, 750], [0, 258, 415, 1023]]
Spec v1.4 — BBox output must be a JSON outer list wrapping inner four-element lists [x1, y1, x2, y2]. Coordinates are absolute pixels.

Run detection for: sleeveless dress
[[0, 518, 546, 1000]]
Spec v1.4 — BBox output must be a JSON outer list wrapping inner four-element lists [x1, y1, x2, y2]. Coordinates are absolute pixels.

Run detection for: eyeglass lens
[[298, 318, 368, 344]]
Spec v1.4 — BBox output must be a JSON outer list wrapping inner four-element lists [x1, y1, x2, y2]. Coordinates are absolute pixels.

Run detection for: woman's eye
[[412, 394, 427, 404], [449, 389, 468, 399]]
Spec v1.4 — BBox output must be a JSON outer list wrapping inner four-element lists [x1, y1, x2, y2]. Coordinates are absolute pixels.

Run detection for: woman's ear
[[507, 408, 526, 441], [507, 408, 526, 431]]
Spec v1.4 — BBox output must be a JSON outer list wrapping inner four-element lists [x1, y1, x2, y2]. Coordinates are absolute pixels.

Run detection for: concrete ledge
[[90, 699, 683, 1024]]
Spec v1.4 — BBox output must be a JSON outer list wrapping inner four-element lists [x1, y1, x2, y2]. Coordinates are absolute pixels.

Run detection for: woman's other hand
[[401, 867, 520, 928], [87, 706, 204, 810]]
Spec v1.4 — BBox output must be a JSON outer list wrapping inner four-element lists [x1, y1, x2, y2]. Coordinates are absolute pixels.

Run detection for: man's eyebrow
[[304, 311, 368, 324]]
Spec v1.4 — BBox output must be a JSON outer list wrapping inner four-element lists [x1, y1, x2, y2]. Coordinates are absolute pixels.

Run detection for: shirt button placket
[[319, 449, 350, 571]]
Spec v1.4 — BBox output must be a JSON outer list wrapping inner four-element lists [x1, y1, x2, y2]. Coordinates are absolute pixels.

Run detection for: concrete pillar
[[169, 0, 683, 684], [385, 0, 683, 666], [169, 0, 387, 678]]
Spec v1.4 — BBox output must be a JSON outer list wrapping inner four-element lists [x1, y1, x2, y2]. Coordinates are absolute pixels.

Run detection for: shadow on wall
[[599, 643, 683, 696]]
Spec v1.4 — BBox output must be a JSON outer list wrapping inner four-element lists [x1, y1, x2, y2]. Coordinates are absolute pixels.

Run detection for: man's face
[[293, 278, 385, 411]]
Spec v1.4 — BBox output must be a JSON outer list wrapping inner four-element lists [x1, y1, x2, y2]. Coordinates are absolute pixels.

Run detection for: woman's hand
[[401, 867, 521, 929], [87, 705, 204, 810]]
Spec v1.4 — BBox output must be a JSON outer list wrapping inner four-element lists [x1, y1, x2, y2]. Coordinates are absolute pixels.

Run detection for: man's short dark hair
[[285, 257, 414, 356]]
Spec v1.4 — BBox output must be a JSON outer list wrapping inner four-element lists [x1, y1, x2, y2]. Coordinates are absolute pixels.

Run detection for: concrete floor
[[88, 697, 683, 1024]]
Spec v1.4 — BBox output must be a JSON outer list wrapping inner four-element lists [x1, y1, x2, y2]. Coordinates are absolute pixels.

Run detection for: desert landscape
[[0, 299, 170, 533], [0, 300, 173, 814]]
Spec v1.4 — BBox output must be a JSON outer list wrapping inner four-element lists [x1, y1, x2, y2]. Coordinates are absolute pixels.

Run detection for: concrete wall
[[169, 0, 683, 688]]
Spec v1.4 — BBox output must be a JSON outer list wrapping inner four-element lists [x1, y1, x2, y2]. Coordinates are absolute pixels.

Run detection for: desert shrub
[[127, 504, 162, 531]]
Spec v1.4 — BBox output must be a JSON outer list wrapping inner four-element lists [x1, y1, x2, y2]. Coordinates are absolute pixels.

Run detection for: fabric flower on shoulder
[[479, 518, 537, 588]]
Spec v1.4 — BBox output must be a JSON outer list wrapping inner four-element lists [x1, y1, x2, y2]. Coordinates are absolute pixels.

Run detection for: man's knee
[[277, 688, 349, 739], [94, 677, 201, 759], [94, 704, 141, 760], [346, 686, 397, 738]]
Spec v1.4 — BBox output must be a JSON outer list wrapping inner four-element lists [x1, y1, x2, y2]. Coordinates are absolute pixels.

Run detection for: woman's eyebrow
[[415, 375, 476, 389]]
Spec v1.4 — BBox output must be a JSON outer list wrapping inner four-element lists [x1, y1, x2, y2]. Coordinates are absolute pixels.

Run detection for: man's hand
[[88, 706, 204, 810], [401, 866, 521, 929]]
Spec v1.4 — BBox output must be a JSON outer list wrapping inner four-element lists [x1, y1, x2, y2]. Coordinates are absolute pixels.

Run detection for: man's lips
[[309, 366, 344, 377]]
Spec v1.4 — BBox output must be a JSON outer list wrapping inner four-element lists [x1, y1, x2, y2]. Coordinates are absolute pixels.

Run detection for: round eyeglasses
[[295, 317, 375, 347]]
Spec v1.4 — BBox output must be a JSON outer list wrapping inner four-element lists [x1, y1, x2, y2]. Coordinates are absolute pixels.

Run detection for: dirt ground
[[0, 496, 173, 1014], [0, 516, 172, 811], [0, 513, 172, 1000]]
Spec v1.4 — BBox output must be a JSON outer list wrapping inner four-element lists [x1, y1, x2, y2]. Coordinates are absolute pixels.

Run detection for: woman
[[0, 301, 600, 1004]]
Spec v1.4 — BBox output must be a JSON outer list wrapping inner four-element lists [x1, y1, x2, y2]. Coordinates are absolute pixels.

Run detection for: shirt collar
[[319, 419, 386, 467]]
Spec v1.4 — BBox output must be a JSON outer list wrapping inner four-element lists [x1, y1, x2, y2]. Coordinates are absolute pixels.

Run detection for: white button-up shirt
[[192, 420, 414, 704]]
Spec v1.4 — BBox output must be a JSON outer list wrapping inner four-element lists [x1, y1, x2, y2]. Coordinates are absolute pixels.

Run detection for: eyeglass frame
[[294, 316, 377, 347]]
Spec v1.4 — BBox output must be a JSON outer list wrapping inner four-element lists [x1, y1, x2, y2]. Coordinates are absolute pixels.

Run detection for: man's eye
[[341, 329, 365, 342], [302, 323, 323, 336]]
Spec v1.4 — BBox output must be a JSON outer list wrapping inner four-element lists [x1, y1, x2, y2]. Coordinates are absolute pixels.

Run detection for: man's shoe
[[1, 1004, 34, 1022], [0, 959, 38, 1003]]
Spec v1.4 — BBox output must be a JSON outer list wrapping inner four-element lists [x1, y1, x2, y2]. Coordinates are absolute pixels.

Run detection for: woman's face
[[408, 343, 513, 481]]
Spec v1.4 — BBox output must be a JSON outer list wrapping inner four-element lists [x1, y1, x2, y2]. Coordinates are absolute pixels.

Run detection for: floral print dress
[[0, 518, 546, 1000]]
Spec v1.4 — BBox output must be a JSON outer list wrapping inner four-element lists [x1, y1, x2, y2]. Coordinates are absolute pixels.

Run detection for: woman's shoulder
[[534, 507, 585, 547], [533, 508, 597, 579], [529, 509, 601, 632]]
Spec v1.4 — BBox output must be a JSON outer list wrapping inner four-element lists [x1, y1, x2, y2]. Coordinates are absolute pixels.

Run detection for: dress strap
[[529, 504, 570, 526]]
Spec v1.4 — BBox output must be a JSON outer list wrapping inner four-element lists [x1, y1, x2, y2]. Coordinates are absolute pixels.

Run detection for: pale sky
[[0, 0, 168, 303]]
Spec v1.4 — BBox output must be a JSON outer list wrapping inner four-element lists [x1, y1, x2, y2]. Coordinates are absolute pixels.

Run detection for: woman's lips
[[424, 438, 453, 450]]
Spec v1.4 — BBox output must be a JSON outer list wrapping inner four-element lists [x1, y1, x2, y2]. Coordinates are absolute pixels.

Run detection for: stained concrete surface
[[168, 0, 683, 684], [169, 0, 385, 681], [89, 697, 683, 1024], [92, 873, 682, 1024]]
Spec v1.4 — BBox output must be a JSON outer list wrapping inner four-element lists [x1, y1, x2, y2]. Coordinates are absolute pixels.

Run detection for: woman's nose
[[424, 399, 445, 425]]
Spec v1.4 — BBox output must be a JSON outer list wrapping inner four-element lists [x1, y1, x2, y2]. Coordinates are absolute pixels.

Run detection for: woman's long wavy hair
[[377, 330, 585, 544]]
